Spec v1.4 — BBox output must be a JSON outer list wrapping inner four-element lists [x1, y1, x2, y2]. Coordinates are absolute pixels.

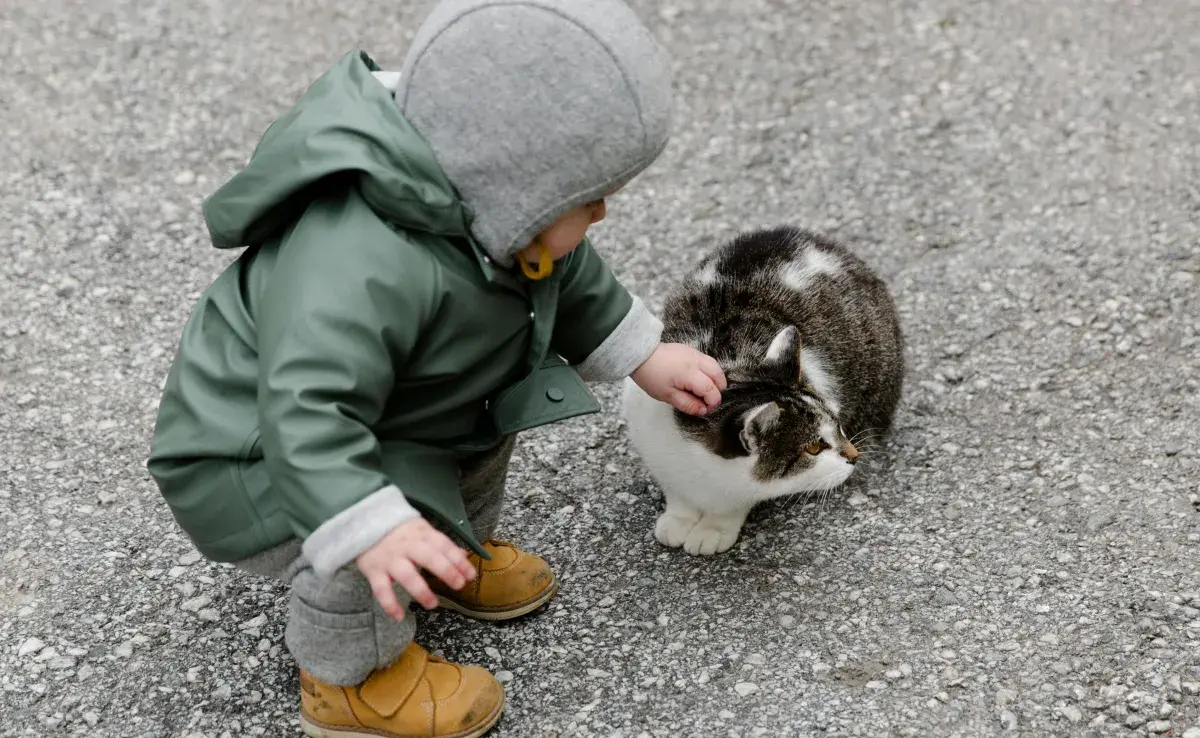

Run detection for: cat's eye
[[804, 439, 830, 455]]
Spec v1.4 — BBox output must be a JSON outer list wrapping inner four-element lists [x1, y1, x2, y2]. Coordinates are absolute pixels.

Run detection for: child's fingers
[[423, 528, 477, 582], [680, 370, 721, 412], [447, 546, 477, 582], [416, 550, 467, 592], [667, 389, 707, 417], [699, 354, 727, 391], [389, 558, 439, 610], [366, 570, 407, 622]]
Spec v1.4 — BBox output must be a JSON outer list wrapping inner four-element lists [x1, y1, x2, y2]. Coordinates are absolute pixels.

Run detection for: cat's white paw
[[681, 518, 742, 556], [655, 510, 700, 548]]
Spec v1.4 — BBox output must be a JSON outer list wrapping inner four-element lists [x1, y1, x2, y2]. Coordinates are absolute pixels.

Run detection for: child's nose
[[590, 200, 607, 223]]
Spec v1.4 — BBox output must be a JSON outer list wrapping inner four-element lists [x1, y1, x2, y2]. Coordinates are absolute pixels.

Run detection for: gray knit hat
[[394, 0, 673, 265]]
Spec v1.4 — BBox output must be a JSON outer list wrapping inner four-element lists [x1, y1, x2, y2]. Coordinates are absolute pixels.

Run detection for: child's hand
[[631, 343, 727, 416], [355, 518, 477, 621]]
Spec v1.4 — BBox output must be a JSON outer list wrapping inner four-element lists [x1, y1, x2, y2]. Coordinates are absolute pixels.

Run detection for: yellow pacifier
[[519, 239, 553, 280]]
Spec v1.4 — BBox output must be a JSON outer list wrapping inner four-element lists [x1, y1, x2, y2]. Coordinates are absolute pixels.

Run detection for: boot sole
[[299, 686, 504, 738], [436, 578, 558, 621]]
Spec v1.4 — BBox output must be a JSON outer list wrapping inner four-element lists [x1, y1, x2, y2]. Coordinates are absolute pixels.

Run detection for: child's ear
[[739, 402, 781, 453], [762, 325, 802, 382]]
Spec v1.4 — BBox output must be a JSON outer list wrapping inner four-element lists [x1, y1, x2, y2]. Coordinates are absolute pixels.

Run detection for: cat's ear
[[739, 402, 781, 453], [763, 325, 803, 382]]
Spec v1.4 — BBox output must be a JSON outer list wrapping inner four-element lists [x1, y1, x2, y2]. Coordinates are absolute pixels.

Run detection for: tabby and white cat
[[622, 227, 905, 555]]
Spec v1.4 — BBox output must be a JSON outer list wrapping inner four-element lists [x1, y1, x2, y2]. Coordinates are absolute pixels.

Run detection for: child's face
[[521, 198, 608, 263]]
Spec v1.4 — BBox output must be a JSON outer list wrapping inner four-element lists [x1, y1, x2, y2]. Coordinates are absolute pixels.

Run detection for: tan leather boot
[[429, 540, 557, 620], [299, 642, 503, 738]]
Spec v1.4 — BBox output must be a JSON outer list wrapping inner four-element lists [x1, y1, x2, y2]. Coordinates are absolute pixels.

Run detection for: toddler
[[148, 1, 725, 735]]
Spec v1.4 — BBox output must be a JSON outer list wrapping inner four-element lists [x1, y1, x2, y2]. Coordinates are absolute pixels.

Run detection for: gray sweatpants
[[235, 436, 517, 686]]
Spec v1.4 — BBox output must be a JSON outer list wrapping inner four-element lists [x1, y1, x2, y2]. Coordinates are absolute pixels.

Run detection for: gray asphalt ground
[[2, 0, 1199, 736]]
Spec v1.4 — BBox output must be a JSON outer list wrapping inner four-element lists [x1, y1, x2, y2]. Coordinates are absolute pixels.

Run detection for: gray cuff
[[302, 485, 422, 580], [575, 296, 664, 382]]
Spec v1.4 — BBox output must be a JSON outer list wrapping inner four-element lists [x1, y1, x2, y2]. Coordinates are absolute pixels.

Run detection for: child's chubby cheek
[[529, 200, 609, 260]]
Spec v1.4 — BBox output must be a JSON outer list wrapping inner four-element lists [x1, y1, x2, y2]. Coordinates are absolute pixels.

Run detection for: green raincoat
[[148, 53, 639, 562]]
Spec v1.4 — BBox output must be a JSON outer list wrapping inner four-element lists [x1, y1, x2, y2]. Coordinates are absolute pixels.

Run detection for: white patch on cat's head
[[694, 260, 719, 285], [799, 346, 841, 416], [781, 249, 843, 292], [818, 417, 839, 446], [764, 328, 843, 417], [798, 400, 842, 441], [765, 326, 797, 362], [738, 402, 780, 454]]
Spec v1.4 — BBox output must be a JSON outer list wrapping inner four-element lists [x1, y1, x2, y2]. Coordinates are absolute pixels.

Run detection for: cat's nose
[[841, 441, 860, 464]]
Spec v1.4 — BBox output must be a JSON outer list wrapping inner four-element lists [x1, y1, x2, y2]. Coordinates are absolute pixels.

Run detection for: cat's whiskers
[[854, 441, 883, 458], [855, 442, 889, 474], [780, 465, 840, 517], [781, 486, 818, 517], [848, 429, 881, 447], [779, 492, 804, 518], [844, 431, 887, 471], [811, 468, 847, 516]]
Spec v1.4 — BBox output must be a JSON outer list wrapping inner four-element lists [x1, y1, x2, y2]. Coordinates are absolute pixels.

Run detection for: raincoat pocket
[[489, 355, 601, 435]]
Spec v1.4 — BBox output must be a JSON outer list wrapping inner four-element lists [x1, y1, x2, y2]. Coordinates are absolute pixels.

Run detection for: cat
[[622, 226, 905, 555]]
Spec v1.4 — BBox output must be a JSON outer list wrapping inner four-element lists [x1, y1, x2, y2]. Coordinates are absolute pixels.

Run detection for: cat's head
[[677, 326, 859, 488]]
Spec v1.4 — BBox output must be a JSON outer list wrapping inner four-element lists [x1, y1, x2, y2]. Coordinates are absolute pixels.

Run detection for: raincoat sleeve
[[255, 213, 438, 579], [551, 237, 663, 382]]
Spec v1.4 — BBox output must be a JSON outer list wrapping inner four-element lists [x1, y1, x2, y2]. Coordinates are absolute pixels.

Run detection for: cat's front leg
[[655, 491, 704, 549], [682, 507, 752, 556]]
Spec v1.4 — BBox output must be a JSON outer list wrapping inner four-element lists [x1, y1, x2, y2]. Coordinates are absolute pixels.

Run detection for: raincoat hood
[[203, 51, 469, 250], [394, 0, 674, 265]]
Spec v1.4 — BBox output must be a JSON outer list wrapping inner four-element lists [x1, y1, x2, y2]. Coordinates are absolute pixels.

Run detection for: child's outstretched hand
[[631, 343, 727, 416], [356, 518, 476, 621]]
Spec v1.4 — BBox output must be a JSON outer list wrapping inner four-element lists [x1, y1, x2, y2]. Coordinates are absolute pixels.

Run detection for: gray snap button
[[546, 388, 565, 402]]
